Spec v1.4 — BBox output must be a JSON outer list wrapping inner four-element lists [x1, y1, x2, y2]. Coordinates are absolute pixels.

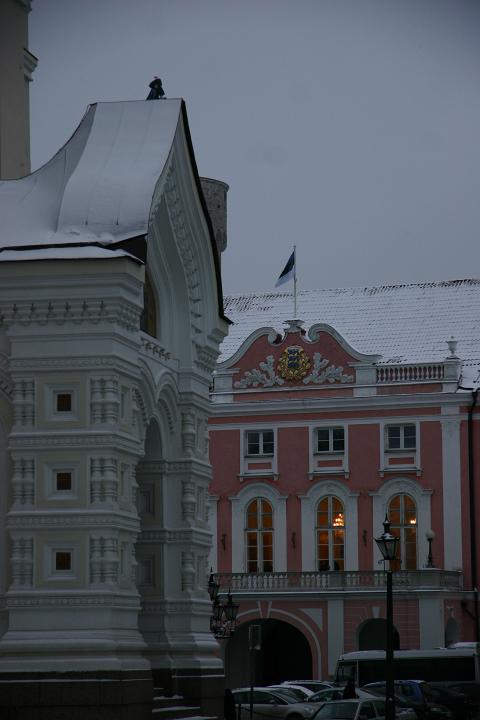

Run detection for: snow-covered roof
[[0, 99, 182, 260], [221, 279, 480, 375]]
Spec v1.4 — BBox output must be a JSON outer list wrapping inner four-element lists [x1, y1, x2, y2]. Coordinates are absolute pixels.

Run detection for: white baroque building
[[0, 99, 229, 718]]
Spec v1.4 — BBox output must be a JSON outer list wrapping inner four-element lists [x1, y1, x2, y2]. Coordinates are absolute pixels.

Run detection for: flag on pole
[[275, 250, 295, 287]]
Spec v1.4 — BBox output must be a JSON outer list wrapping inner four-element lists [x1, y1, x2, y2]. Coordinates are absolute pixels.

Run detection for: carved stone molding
[[90, 456, 119, 504], [7, 513, 140, 532], [10, 536, 33, 589], [13, 378, 35, 427], [6, 593, 140, 608], [11, 457, 35, 508], [181, 550, 196, 592], [90, 377, 120, 425], [164, 166, 204, 339], [89, 535, 119, 586], [139, 528, 211, 546], [234, 350, 354, 388], [0, 298, 141, 333]]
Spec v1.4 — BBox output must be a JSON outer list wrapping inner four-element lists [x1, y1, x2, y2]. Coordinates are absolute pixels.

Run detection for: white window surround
[[230, 482, 287, 573], [240, 427, 278, 478], [309, 425, 349, 477], [379, 420, 421, 474], [370, 477, 432, 569], [46, 463, 79, 500], [44, 543, 78, 580], [45, 383, 79, 422], [301, 481, 359, 571]]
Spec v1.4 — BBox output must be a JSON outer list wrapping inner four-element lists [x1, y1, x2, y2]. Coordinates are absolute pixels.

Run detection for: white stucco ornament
[[234, 348, 354, 388]]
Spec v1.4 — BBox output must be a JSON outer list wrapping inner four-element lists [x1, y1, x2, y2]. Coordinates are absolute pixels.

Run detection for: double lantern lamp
[[208, 569, 239, 640]]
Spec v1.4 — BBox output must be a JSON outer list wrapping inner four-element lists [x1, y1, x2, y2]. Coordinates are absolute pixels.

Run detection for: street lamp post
[[207, 569, 239, 640], [375, 516, 399, 720], [425, 529, 435, 568]]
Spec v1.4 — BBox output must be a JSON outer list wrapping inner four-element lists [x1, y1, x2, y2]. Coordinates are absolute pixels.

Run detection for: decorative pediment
[[234, 349, 354, 388], [223, 319, 381, 390]]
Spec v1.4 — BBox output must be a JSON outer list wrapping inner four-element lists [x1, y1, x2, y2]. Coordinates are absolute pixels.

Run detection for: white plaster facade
[[0, 99, 229, 717]]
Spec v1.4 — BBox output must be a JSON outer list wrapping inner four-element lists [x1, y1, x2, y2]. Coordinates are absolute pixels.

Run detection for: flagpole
[[293, 245, 297, 318]]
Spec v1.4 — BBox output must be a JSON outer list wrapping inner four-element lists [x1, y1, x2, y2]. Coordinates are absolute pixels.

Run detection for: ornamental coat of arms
[[277, 345, 311, 381]]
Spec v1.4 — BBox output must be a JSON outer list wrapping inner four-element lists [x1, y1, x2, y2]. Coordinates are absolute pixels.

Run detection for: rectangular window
[[317, 427, 345, 453], [246, 430, 274, 456], [56, 471, 72, 492], [56, 393, 72, 412], [55, 551, 72, 571], [386, 424, 416, 451]]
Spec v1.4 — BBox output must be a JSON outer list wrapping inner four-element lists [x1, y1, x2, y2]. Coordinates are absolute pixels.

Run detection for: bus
[[335, 645, 480, 687]]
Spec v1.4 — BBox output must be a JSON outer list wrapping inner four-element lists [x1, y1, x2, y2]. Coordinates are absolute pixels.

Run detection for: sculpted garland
[[234, 346, 354, 388]]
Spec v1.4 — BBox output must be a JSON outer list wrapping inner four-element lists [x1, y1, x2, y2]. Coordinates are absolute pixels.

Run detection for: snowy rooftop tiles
[[221, 279, 480, 375]]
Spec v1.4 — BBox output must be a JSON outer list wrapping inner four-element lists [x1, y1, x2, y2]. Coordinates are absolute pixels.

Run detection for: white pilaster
[[441, 411, 463, 570]]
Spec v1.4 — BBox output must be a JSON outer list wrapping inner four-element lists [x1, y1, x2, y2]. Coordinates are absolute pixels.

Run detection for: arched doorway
[[358, 619, 400, 650], [225, 619, 313, 689]]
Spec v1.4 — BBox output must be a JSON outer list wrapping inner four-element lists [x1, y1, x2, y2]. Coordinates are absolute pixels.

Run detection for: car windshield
[[316, 702, 359, 719], [270, 689, 300, 703], [273, 687, 306, 701]]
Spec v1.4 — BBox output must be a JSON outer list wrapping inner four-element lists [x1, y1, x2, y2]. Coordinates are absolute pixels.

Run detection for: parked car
[[364, 681, 469, 720], [282, 681, 339, 693], [361, 685, 451, 720], [232, 686, 319, 720], [270, 684, 315, 701], [428, 683, 480, 713], [308, 689, 380, 703], [312, 698, 387, 720]]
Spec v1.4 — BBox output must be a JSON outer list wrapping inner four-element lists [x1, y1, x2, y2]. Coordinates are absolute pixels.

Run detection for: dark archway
[[358, 619, 400, 650], [445, 618, 459, 647], [225, 618, 313, 689]]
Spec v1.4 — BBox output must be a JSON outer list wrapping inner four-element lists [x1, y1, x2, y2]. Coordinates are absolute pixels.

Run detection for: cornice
[[140, 528, 211, 545], [0, 298, 141, 333], [209, 391, 470, 418], [10, 355, 142, 378], [7, 511, 140, 532], [8, 432, 144, 455], [6, 592, 140, 608]]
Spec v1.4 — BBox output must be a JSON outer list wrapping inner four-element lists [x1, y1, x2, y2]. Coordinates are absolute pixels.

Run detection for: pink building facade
[[208, 282, 480, 687]]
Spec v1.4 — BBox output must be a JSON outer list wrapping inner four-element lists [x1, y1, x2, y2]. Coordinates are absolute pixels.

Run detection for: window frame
[[245, 429, 275, 457], [315, 495, 346, 572], [316, 426, 345, 454], [385, 423, 417, 452], [244, 496, 274, 573]]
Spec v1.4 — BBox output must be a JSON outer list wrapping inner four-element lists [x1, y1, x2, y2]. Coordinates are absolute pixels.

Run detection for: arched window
[[388, 493, 417, 569], [245, 498, 273, 573], [316, 496, 345, 571]]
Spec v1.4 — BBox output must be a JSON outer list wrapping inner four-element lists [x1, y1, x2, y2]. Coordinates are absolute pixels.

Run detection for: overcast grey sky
[[29, 0, 480, 294]]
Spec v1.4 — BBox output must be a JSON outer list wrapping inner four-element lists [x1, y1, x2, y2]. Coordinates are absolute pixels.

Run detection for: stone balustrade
[[214, 569, 462, 593]]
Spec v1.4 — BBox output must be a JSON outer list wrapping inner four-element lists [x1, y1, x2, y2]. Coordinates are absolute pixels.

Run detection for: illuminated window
[[245, 498, 273, 572], [388, 493, 417, 569], [316, 496, 345, 571]]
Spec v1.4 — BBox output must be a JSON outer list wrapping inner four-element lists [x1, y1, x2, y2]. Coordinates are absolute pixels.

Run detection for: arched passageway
[[225, 619, 313, 689], [358, 619, 400, 650]]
